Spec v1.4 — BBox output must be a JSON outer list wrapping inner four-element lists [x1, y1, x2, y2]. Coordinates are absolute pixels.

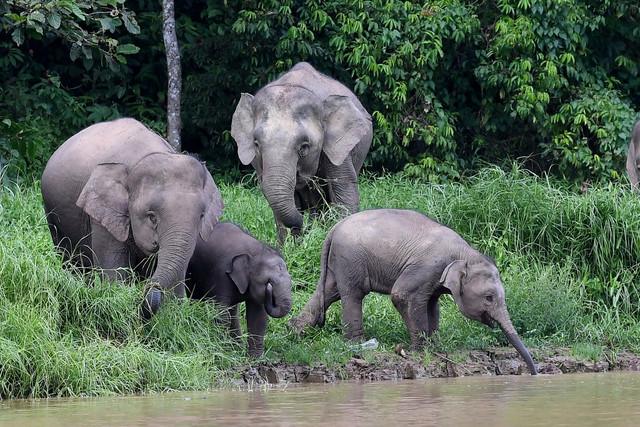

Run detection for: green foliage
[[3, 1, 640, 183], [1, 0, 140, 69], [3, 167, 640, 397]]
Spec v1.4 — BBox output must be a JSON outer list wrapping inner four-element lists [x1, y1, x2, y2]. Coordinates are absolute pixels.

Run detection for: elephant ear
[[323, 94, 371, 166], [439, 260, 468, 298], [199, 163, 225, 241], [227, 253, 251, 294], [76, 163, 130, 243], [231, 93, 256, 165]]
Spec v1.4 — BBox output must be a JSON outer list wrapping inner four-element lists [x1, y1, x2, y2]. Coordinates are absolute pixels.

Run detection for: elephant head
[[440, 258, 538, 375], [227, 251, 292, 319], [76, 152, 224, 317], [230, 86, 370, 237]]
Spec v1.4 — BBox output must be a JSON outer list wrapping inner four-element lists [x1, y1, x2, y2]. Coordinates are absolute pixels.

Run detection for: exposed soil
[[234, 347, 640, 386]]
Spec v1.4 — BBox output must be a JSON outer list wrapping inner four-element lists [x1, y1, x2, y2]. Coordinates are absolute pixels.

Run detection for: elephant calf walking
[[186, 222, 292, 357], [288, 209, 538, 375]]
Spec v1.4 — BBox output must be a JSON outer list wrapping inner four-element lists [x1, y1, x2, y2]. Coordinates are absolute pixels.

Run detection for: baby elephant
[[288, 209, 537, 375], [187, 222, 292, 357]]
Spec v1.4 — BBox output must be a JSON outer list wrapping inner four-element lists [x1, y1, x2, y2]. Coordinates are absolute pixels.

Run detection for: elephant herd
[[39, 61, 640, 375]]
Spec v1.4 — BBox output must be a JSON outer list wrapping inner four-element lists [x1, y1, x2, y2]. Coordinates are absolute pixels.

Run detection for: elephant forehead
[[131, 153, 204, 184], [256, 86, 322, 117]]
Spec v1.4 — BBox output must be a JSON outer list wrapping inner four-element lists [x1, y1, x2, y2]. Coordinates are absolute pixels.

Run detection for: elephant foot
[[141, 285, 163, 319]]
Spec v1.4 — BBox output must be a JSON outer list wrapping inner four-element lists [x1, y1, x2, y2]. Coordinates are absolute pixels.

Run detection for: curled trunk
[[264, 283, 292, 318]]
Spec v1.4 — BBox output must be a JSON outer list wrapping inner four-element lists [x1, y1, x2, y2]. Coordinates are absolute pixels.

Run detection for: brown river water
[[1, 372, 639, 426]]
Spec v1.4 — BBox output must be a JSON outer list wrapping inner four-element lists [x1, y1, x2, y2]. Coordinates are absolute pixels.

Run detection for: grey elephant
[[231, 62, 372, 244], [41, 118, 224, 317], [288, 209, 538, 375], [186, 222, 292, 357], [626, 120, 640, 190]]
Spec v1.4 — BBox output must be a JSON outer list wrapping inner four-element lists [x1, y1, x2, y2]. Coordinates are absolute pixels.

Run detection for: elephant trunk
[[260, 161, 303, 234], [264, 282, 292, 318], [143, 225, 197, 318], [495, 308, 538, 375]]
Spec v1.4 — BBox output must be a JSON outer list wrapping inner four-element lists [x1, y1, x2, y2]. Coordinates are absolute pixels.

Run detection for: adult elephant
[[231, 62, 372, 244], [187, 222, 292, 357], [626, 120, 640, 191], [288, 209, 538, 375], [41, 118, 224, 317]]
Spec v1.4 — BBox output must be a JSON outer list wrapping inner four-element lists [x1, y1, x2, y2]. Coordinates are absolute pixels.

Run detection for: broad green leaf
[[99, 18, 116, 33], [11, 27, 24, 46], [116, 44, 139, 55], [47, 12, 61, 29], [122, 14, 140, 34]]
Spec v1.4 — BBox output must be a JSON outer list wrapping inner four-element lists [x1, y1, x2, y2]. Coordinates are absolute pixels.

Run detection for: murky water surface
[[1, 372, 640, 426]]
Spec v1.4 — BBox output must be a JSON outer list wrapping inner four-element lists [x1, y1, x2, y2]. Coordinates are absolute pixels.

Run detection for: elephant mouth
[[266, 282, 276, 306], [481, 312, 495, 328]]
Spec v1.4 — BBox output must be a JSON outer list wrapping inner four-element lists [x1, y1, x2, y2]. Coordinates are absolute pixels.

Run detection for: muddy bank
[[235, 347, 640, 386]]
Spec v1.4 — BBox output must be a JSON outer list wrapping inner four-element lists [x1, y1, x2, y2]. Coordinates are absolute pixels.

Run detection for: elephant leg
[[227, 305, 242, 340], [426, 294, 441, 337], [245, 301, 269, 357], [322, 157, 359, 215], [341, 295, 366, 342], [335, 266, 367, 341], [89, 219, 131, 284], [391, 268, 433, 350]]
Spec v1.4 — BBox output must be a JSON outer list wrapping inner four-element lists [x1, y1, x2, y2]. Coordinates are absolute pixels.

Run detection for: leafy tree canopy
[[1, 0, 639, 187]]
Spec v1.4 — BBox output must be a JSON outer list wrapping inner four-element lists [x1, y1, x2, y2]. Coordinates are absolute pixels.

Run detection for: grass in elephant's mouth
[[2, 163, 640, 398]]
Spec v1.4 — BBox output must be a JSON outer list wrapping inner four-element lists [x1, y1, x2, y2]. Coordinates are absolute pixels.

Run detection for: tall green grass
[[2, 164, 640, 398]]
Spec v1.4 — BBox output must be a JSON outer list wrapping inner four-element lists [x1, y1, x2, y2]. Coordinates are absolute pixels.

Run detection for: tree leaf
[[99, 17, 116, 33], [47, 12, 62, 29], [116, 44, 139, 55], [11, 27, 24, 46], [121, 13, 140, 35]]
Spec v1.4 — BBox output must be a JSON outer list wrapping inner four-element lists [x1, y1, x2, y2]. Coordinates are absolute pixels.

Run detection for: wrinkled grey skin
[[231, 62, 372, 244], [288, 209, 538, 375], [186, 222, 292, 357], [41, 118, 224, 317], [626, 120, 640, 191]]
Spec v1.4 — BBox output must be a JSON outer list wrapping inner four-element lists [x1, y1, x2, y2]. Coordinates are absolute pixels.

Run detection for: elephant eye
[[147, 212, 158, 225], [485, 295, 493, 303], [299, 142, 310, 157]]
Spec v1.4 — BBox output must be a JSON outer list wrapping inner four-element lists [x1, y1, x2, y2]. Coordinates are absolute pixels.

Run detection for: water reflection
[[1, 372, 640, 426]]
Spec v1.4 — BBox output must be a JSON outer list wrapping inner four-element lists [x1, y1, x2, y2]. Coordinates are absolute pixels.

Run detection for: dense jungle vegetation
[[1, 0, 639, 184], [1, 0, 640, 398]]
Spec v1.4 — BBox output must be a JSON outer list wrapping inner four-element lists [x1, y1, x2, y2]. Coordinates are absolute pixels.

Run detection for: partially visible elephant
[[288, 209, 538, 375], [626, 120, 640, 191], [186, 221, 292, 357], [231, 62, 372, 244], [41, 118, 224, 317]]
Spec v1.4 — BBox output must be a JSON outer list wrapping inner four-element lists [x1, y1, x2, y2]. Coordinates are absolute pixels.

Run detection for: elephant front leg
[[89, 220, 132, 284], [245, 301, 269, 358], [322, 158, 359, 215], [391, 272, 433, 351]]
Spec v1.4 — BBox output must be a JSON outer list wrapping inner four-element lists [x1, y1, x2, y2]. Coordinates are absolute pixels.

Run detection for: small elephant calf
[[187, 222, 292, 357], [288, 209, 537, 374]]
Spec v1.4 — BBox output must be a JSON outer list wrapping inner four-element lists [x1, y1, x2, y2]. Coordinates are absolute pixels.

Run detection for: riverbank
[[235, 346, 640, 386]]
